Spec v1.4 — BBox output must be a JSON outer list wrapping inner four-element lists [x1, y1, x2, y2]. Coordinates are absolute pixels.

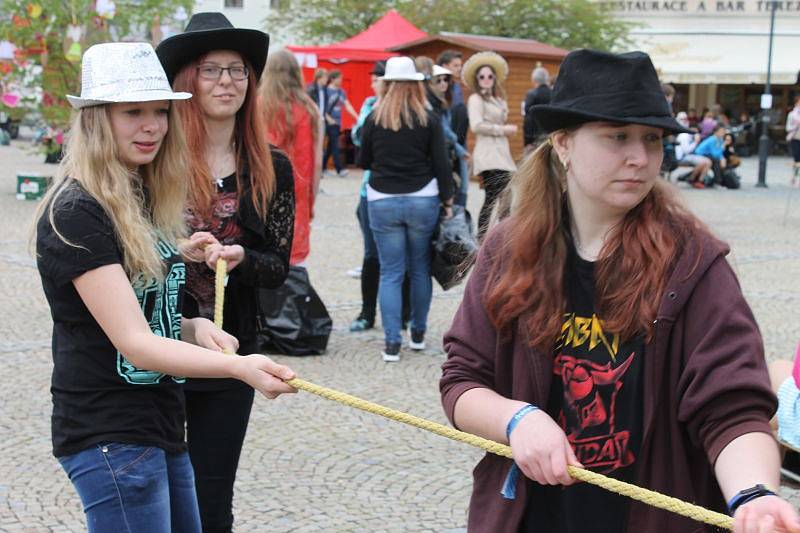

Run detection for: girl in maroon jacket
[[440, 49, 800, 533]]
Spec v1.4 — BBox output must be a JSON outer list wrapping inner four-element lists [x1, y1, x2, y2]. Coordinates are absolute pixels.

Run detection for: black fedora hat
[[530, 49, 690, 135], [156, 12, 269, 84]]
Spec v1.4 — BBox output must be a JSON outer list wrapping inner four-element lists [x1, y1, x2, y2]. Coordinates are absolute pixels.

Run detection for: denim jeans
[[323, 124, 342, 173], [455, 157, 470, 207], [368, 195, 440, 345], [58, 443, 200, 533]]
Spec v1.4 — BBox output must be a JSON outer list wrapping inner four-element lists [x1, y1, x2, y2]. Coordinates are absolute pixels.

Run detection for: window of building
[[224, 0, 243, 8]]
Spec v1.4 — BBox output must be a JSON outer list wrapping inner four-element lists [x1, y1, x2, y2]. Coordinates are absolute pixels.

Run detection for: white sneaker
[[408, 329, 426, 351], [382, 342, 401, 362], [346, 267, 362, 279], [337, 169, 349, 177]]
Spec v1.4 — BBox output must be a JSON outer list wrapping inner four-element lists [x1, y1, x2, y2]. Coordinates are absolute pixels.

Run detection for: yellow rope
[[213, 258, 227, 330], [212, 262, 734, 530], [285, 377, 733, 530]]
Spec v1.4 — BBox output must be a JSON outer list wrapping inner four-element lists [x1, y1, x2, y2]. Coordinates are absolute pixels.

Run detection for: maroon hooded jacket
[[440, 218, 777, 532]]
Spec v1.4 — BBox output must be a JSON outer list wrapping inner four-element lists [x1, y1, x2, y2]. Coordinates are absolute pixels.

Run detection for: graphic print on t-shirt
[[185, 186, 243, 319], [117, 238, 186, 385], [554, 312, 639, 474]]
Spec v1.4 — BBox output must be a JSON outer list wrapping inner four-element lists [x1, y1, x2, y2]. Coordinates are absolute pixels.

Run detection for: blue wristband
[[506, 404, 539, 441]]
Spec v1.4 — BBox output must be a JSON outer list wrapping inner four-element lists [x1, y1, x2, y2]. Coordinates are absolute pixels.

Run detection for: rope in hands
[[213, 258, 734, 530]]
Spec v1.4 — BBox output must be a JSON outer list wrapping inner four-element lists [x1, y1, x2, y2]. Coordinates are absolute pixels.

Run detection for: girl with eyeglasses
[[463, 51, 517, 239], [156, 13, 296, 532]]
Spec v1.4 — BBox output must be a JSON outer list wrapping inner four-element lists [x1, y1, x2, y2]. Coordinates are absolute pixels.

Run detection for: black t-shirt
[[36, 181, 187, 457], [522, 248, 644, 533]]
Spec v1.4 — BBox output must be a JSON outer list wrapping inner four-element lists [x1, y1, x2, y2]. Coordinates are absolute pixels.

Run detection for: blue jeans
[[368, 195, 440, 345], [323, 124, 342, 173], [357, 195, 378, 261], [58, 443, 200, 533], [455, 157, 470, 207]]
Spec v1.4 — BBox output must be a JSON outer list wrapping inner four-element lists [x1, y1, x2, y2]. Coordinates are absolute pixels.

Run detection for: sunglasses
[[478, 73, 495, 81], [434, 76, 450, 84]]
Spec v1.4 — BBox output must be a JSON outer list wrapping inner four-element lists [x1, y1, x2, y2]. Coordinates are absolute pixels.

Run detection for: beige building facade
[[597, 0, 799, 120]]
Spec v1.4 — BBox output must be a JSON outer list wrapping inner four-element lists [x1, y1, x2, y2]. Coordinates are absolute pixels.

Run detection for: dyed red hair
[[484, 140, 709, 351], [172, 55, 274, 220]]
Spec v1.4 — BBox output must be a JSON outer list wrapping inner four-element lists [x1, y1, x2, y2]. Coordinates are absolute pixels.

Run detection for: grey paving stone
[[1, 139, 799, 530]]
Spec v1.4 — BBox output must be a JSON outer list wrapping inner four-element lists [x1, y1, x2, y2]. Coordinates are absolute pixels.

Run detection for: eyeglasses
[[197, 65, 249, 81], [478, 74, 494, 81]]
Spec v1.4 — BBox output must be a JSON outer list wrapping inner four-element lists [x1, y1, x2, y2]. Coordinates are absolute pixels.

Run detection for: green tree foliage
[[0, 0, 192, 128], [266, 0, 633, 52]]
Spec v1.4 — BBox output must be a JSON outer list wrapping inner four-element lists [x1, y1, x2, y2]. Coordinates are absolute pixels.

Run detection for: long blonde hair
[[32, 104, 187, 280], [260, 49, 321, 148], [372, 81, 429, 131]]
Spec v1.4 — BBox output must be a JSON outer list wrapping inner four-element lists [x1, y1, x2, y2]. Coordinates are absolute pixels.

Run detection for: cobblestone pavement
[[0, 139, 799, 532]]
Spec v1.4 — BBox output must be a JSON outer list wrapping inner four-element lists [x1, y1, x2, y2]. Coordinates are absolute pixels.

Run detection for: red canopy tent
[[287, 10, 427, 131]]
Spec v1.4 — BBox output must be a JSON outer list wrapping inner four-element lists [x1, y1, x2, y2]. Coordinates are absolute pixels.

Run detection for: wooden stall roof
[[389, 31, 568, 60]]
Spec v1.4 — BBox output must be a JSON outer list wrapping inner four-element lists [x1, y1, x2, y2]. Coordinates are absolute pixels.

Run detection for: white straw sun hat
[[380, 56, 425, 82], [67, 42, 192, 109]]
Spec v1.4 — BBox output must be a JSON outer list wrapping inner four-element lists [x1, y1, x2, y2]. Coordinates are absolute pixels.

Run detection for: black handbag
[[252, 265, 332, 356], [431, 206, 479, 291]]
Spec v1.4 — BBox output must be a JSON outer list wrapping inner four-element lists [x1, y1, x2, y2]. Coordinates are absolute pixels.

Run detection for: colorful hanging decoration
[[27, 3, 42, 18], [0, 41, 16, 60], [64, 22, 83, 63], [65, 41, 82, 63], [1, 92, 21, 108], [66, 24, 82, 43], [95, 0, 116, 20], [12, 15, 30, 28]]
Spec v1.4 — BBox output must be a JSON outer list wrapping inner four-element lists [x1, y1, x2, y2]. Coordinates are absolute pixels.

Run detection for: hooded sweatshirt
[[440, 217, 776, 532]]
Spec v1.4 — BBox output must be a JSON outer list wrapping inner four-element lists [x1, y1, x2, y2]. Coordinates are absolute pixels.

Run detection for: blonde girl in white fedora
[[33, 42, 296, 532]]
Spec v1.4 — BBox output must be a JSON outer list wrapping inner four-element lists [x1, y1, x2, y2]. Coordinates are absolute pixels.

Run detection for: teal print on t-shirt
[[117, 239, 186, 385]]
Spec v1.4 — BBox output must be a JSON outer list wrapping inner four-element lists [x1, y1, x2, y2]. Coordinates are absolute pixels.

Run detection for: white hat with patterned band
[[67, 42, 191, 109]]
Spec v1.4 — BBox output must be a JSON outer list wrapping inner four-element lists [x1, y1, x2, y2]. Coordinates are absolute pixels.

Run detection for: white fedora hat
[[432, 65, 452, 77], [380, 56, 424, 82], [67, 42, 191, 109]]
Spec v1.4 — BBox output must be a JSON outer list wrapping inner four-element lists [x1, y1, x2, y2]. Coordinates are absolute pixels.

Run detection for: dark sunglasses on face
[[434, 76, 449, 84], [197, 64, 249, 81], [478, 73, 494, 81]]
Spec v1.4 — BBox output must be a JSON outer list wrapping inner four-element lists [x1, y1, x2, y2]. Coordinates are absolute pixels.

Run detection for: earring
[[561, 159, 569, 171]]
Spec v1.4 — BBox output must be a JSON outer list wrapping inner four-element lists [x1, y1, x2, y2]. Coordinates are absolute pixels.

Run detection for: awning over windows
[[632, 31, 799, 84]]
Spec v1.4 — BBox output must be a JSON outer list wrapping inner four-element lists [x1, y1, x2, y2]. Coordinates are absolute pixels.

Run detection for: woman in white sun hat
[[463, 50, 517, 239], [33, 42, 296, 532], [358, 55, 454, 362]]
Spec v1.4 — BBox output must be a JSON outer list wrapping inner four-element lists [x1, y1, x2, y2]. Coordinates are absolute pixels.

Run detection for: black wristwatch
[[726, 484, 777, 515]]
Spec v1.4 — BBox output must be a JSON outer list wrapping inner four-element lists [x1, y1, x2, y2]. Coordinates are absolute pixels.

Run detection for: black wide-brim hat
[[156, 12, 269, 84], [530, 49, 690, 135]]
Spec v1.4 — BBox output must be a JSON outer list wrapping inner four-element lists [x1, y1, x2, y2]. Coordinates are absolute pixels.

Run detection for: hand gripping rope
[[213, 259, 734, 530]]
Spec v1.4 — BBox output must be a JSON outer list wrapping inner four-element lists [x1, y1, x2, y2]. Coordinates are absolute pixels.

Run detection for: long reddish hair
[[172, 55, 275, 220], [260, 48, 320, 149], [484, 139, 709, 351]]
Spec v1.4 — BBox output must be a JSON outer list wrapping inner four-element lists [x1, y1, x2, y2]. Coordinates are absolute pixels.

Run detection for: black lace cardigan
[[183, 148, 295, 390]]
